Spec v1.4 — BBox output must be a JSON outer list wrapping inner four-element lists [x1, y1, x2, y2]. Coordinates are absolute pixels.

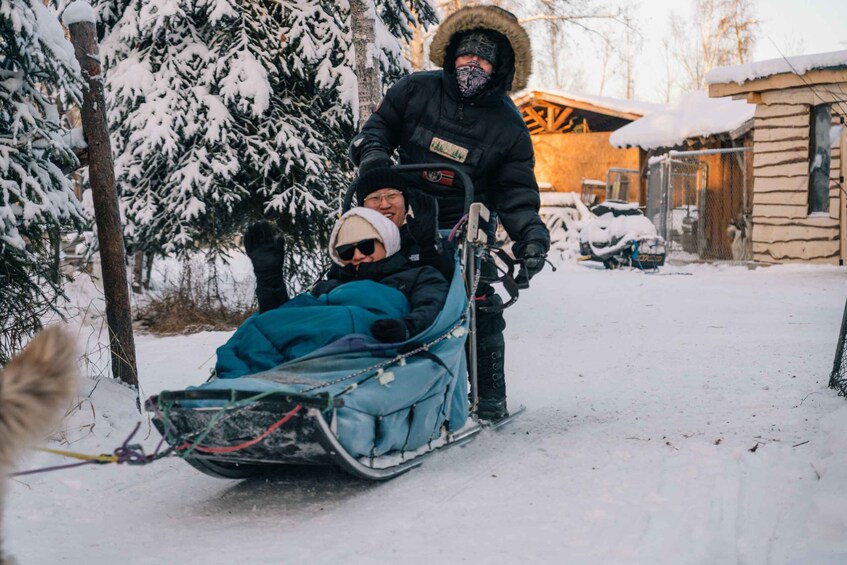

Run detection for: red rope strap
[[178, 404, 303, 455]]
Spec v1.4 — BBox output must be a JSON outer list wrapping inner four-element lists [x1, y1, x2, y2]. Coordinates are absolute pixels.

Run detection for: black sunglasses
[[335, 238, 378, 261]]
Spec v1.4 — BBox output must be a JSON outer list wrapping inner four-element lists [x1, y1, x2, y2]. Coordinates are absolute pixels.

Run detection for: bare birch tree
[[658, 37, 676, 103], [619, 14, 641, 99], [670, 0, 759, 92], [597, 37, 618, 96], [504, 0, 629, 92]]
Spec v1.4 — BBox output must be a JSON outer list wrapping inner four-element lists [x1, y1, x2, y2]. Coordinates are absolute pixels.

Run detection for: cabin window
[[808, 104, 832, 214]]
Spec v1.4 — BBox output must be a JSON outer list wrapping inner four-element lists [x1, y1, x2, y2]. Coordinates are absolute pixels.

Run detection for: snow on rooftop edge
[[609, 91, 754, 150], [62, 1, 97, 26], [515, 88, 664, 117], [705, 49, 847, 86]]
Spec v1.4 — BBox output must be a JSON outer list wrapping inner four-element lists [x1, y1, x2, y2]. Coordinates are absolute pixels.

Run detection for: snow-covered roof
[[705, 49, 847, 86], [609, 91, 755, 150], [514, 89, 663, 118]]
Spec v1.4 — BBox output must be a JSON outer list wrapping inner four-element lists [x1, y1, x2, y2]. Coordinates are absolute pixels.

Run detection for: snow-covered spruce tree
[[0, 0, 84, 363], [97, 0, 435, 289]]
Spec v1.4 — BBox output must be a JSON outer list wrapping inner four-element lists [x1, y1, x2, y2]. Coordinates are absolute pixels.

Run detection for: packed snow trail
[[6, 262, 847, 564]]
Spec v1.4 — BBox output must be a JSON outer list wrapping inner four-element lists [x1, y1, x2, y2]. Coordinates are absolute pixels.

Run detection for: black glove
[[244, 221, 288, 312], [404, 189, 440, 250], [244, 221, 285, 277], [358, 150, 391, 176], [514, 241, 547, 279], [371, 318, 411, 343]]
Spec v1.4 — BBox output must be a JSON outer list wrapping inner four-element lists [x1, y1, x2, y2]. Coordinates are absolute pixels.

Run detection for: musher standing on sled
[[349, 5, 550, 421]]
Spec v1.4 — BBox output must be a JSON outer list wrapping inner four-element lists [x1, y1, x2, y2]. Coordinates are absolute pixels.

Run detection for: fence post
[[66, 7, 139, 392]]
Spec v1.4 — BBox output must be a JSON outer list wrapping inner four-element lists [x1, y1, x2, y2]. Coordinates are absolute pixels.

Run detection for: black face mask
[[455, 63, 492, 98]]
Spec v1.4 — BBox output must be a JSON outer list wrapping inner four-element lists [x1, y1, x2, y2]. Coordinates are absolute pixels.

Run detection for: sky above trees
[[517, 0, 847, 104]]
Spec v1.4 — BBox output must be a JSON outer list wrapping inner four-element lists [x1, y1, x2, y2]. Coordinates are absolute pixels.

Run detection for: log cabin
[[609, 91, 755, 260], [706, 49, 847, 265], [512, 90, 661, 196]]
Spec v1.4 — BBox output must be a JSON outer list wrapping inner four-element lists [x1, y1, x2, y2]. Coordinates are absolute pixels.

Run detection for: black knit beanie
[[354, 167, 407, 206], [456, 31, 500, 67]]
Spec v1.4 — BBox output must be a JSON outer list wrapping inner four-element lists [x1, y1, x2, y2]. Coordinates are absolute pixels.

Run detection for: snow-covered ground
[[6, 260, 847, 564]]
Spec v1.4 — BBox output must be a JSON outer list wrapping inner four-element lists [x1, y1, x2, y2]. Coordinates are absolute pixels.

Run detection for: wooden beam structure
[[708, 69, 847, 98], [551, 107, 574, 131], [515, 90, 648, 135], [513, 90, 646, 122]]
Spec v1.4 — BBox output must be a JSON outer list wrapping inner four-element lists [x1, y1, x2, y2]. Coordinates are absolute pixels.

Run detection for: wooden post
[[349, 0, 381, 127], [67, 15, 139, 389]]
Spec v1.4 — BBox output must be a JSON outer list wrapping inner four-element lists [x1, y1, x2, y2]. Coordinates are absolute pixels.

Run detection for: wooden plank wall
[[751, 83, 844, 263], [531, 131, 640, 193], [702, 146, 751, 260]]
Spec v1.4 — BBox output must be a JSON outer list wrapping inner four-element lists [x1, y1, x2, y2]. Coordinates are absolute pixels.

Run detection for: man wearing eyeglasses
[[354, 167, 453, 282]]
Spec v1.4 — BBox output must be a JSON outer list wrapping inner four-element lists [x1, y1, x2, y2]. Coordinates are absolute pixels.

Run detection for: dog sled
[[146, 164, 522, 481]]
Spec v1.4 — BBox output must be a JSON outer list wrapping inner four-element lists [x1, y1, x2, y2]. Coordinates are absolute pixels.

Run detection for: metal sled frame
[[148, 389, 483, 481]]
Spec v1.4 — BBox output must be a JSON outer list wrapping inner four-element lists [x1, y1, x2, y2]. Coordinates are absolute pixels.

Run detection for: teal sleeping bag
[[198, 258, 469, 459], [215, 281, 409, 380]]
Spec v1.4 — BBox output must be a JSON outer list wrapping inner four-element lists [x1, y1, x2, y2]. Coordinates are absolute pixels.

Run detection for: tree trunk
[[49, 226, 61, 285], [144, 252, 154, 290], [407, 16, 426, 71], [67, 19, 139, 392], [132, 250, 143, 293], [350, 0, 381, 127]]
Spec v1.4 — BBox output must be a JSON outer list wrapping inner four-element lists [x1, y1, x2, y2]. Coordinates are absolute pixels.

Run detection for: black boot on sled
[[476, 343, 508, 421]]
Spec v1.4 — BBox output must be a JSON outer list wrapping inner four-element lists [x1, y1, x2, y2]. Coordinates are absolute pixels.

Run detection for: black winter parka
[[350, 69, 550, 253]]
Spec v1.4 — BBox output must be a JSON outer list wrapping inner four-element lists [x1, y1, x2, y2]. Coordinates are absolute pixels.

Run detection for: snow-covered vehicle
[[578, 201, 666, 270], [145, 165, 521, 481]]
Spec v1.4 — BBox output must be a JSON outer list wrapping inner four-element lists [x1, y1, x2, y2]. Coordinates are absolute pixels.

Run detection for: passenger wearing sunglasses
[[216, 207, 449, 379], [312, 207, 448, 343]]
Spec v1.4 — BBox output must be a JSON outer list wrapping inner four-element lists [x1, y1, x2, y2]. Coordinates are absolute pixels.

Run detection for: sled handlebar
[[343, 163, 474, 213]]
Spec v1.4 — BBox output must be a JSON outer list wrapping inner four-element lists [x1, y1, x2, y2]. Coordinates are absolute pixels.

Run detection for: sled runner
[[146, 164, 524, 480]]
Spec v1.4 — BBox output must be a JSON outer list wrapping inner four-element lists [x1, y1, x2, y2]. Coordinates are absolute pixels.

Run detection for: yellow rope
[[35, 447, 119, 463]]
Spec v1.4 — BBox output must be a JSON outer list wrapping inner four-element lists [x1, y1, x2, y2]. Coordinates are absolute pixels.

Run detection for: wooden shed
[[512, 90, 660, 194], [610, 91, 755, 260], [707, 50, 847, 264]]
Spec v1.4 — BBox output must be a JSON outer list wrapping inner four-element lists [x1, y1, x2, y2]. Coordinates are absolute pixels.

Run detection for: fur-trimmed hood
[[429, 5, 531, 92]]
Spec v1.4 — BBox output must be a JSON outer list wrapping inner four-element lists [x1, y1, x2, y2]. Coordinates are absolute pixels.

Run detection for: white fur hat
[[328, 207, 401, 266]]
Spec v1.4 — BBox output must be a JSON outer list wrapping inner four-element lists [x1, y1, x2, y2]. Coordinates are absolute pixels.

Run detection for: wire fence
[[830, 297, 847, 397], [646, 147, 753, 261]]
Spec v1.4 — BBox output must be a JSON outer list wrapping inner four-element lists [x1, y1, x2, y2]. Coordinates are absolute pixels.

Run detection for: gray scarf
[[455, 63, 492, 99]]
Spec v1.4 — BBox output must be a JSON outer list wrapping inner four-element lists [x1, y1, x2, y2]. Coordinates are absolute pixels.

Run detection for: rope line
[[175, 404, 303, 455], [35, 447, 119, 463], [8, 422, 175, 478]]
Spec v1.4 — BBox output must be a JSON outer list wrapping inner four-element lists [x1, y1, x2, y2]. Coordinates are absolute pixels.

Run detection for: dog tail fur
[[0, 326, 79, 470], [1, 326, 78, 563]]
